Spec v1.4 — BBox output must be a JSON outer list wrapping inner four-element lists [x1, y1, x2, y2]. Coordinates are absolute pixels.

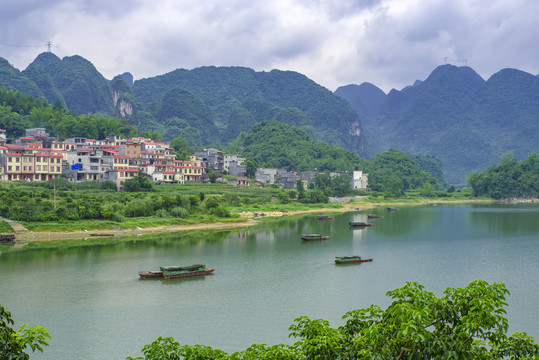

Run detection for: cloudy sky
[[1, 0, 538, 92]]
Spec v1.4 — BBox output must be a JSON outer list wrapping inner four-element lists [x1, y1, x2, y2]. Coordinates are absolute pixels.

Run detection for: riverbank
[[7, 198, 494, 246]]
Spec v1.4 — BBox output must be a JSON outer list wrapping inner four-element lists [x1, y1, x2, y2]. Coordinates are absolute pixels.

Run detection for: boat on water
[[367, 214, 382, 219], [317, 215, 334, 220], [138, 270, 164, 279], [335, 255, 373, 264], [387, 207, 399, 211], [160, 264, 215, 279], [349, 221, 372, 227], [301, 234, 330, 241], [89, 233, 115, 237]]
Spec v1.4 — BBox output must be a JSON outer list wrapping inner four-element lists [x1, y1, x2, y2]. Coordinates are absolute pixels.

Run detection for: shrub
[[169, 206, 189, 219]]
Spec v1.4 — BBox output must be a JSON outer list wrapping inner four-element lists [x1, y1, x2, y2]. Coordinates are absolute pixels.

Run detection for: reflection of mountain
[[467, 205, 539, 235]]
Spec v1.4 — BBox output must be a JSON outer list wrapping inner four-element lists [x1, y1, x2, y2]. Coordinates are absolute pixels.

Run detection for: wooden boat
[[301, 234, 330, 241], [89, 233, 115, 237], [349, 221, 372, 227], [317, 215, 334, 220], [138, 271, 164, 279], [160, 264, 215, 279], [387, 207, 399, 211], [367, 214, 382, 219], [0, 234, 15, 246], [335, 255, 373, 264]]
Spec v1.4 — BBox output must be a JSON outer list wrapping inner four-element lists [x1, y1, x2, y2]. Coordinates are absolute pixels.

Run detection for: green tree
[[168, 135, 194, 160], [207, 170, 218, 183], [127, 281, 538, 359], [331, 173, 352, 197], [1, 304, 51, 359], [244, 158, 258, 179], [123, 174, 154, 192]]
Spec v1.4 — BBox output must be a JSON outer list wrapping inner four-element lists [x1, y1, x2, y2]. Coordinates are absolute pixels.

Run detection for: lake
[[1, 203, 538, 359]]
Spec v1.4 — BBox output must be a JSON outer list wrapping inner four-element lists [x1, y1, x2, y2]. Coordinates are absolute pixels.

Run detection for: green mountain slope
[[0, 58, 45, 101], [228, 120, 370, 172], [336, 64, 539, 186], [132, 66, 367, 156]]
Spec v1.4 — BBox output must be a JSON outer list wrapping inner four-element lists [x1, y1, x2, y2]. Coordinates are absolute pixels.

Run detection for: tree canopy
[[126, 280, 539, 359], [467, 152, 539, 199]]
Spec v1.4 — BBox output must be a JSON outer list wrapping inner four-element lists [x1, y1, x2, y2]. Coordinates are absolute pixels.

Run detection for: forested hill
[[0, 53, 367, 157], [335, 64, 539, 186], [131, 66, 366, 155]]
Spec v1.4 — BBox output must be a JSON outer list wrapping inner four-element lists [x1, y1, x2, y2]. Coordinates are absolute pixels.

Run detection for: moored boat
[[335, 256, 373, 264], [138, 271, 164, 279], [367, 214, 381, 219], [89, 233, 115, 237], [317, 215, 334, 220], [301, 234, 330, 241], [349, 221, 372, 227], [0, 234, 15, 245], [387, 207, 399, 211], [160, 264, 215, 279]]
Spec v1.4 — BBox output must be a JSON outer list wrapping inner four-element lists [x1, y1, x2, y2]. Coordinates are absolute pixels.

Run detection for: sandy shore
[[10, 199, 493, 244]]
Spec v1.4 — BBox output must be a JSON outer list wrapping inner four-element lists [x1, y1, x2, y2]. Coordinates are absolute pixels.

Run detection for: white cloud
[[1, 0, 538, 92]]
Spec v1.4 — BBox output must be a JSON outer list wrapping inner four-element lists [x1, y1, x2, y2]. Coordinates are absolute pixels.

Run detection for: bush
[[155, 209, 169, 218], [169, 206, 189, 219]]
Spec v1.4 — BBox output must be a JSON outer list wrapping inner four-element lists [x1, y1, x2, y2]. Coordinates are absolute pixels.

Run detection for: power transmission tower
[[46, 41, 52, 52]]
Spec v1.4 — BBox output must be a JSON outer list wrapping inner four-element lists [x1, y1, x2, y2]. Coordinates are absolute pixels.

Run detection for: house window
[[8, 157, 12, 162], [8, 166, 12, 171], [16, 158, 19, 162], [16, 166, 20, 171], [37, 165, 41, 171], [56, 167, 60, 172], [29, 166, 33, 171]]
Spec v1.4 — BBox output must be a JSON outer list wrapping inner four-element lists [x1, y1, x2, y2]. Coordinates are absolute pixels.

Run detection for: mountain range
[[336, 65, 539, 185], [1, 53, 538, 186]]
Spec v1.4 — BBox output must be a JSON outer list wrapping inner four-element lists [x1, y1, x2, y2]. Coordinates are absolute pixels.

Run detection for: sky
[[1, 0, 538, 93]]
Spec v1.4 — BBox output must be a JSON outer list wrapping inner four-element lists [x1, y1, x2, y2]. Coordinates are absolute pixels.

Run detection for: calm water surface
[[1, 204, 538, 359]]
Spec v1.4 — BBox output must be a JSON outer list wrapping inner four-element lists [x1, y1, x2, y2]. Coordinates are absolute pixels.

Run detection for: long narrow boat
[[335, 256, 373, 264], [160, 264, 215, 279], [138, 271, 164, 279], [349, 221, 372, 227], [301, 234, 330, 241], [387, 207, 399, 212], [317, 215, 334, 220], [367, 214, 382, 219]]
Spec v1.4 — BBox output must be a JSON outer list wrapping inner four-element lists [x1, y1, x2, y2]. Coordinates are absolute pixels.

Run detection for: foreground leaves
[[127, 281, 539, 359]]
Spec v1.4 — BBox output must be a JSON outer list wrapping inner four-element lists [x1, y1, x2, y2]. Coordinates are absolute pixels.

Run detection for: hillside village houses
[[0, 128, 368, 191]]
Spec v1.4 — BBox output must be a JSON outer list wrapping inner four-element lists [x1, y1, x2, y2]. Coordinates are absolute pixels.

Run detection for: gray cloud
[[1, 0, 538, 92]]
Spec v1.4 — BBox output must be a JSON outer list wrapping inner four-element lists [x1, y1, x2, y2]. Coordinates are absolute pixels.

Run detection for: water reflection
[[467, 204, 539, 234]]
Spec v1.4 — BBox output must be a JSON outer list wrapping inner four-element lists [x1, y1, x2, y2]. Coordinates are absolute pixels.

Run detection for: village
[[0, 127, 368, 191]]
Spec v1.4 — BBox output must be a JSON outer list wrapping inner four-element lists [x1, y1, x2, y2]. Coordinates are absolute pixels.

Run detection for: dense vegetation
[[131, 66, 366, 154], [124, 280, 538, 359], [225, 120, 371, 173], [467, 152, 539, 199], [336, 65, 539, 186], [369, 149, 439, 195], [0, 89, 138, 140]]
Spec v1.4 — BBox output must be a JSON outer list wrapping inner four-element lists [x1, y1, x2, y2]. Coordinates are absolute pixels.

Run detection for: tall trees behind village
[[0, 89, 137, 140]]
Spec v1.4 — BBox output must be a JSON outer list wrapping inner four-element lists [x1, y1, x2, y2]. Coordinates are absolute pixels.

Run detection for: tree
[[1, 304, 51, 359], [244, 158, 258, 179], [169, 135, 194, 160], [127, 281, 538, 359], [123, 174, 154, 192], [207, 170, 218, 183]]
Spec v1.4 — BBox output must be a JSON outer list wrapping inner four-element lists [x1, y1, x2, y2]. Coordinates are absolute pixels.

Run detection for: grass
[[0, 220, 14, 233]]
